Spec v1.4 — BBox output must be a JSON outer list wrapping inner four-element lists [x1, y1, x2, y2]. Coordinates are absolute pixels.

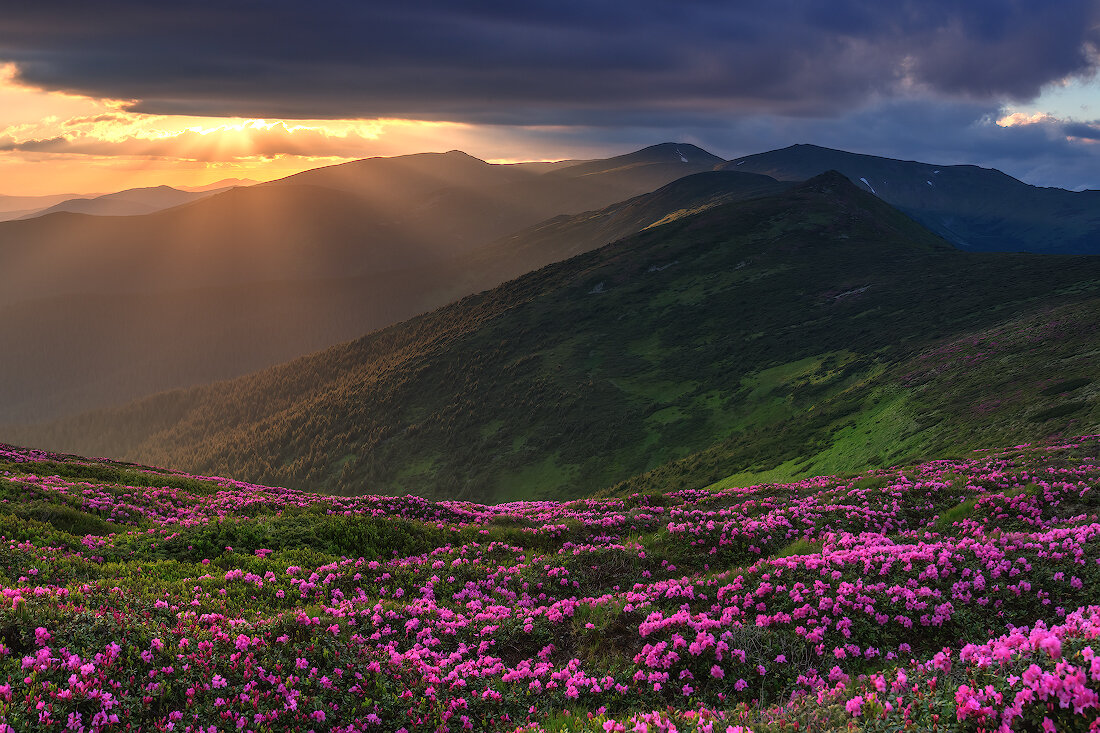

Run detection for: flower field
[[0, 438, 1098, 732]]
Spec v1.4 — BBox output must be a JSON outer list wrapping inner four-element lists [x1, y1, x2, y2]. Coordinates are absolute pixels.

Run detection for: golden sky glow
[[0, 63, 575, 196]]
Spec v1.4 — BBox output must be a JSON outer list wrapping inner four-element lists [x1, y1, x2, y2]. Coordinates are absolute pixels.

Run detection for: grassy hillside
[[14, 172, 1100, 503], [610, 297, 1100, 497], [724, 143, 1100, 254], [0, 437, 1095, 730]]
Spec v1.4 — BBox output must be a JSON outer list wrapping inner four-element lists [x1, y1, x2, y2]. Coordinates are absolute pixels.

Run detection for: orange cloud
[[995, 111, 1057, 127], [0, 62, 502, 194], [0, 118, 463, 161]]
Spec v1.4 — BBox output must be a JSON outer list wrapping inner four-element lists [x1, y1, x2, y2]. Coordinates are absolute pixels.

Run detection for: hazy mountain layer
[[17, 185, 229, 219], [0, 192, 97, 222], [0, 144, 724, 307], [0, 166, 775, 423]]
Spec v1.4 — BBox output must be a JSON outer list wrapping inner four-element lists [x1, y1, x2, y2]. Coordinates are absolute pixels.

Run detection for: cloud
[[1, 3, 1099, 193], [1063, 121, 1100, 141], [0, 100, 488, 164], [0, 122, 383, 161], [0, 1, 1096, 124]]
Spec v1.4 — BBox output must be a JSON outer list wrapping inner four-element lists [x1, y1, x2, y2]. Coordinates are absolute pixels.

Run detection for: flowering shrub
[[0, 437, 1096, 730]]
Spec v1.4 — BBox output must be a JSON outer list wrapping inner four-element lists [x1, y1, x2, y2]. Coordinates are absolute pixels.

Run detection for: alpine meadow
[[1, 3, 1100, 732]]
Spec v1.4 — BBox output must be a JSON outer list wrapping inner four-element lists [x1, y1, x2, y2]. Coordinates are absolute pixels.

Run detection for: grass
[[492, 453, 576, 503]]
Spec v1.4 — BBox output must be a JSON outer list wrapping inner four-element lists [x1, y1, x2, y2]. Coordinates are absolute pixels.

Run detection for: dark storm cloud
[[1063, 121, 1100, 140], [0, 0, 1097, 122]]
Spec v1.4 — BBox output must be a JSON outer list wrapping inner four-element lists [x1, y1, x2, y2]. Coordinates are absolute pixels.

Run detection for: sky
[[1, 0, 1098, 195]]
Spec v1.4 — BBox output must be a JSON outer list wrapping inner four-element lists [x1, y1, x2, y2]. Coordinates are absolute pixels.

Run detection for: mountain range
[[12, 184, 235, 219], [0, 181, 254, 223], [0, 144, 747, 423], [12, 172, 1099, 503], [0, 191, 99, 222], [725, 143, 1100, 253], [3, 142, 1099, 504]]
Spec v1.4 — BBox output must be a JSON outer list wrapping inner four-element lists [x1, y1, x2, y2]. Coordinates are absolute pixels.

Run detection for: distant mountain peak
[[112, 184, 184, 195], [633, 142, 725, 164], [393, 149, 488, 164], [552, 143, 725, 181]]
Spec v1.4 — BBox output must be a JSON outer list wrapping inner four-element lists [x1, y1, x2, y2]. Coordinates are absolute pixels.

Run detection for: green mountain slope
[[11, 173, 1100, 502], [609, 296, 1100, 497], [722, 143, 1100, 254]]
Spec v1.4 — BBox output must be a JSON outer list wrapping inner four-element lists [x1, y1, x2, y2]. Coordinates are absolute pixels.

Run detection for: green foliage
[[150, 513, 452, 563], [932, 498, 979, 531], [22, 460, 222, 495], [9, 501, 124, 537]]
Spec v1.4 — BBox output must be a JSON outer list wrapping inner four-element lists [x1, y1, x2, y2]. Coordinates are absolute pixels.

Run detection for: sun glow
[[0, 62, 483, 195]]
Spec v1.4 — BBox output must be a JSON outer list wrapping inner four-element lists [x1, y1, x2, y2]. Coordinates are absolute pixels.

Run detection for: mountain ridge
[[16, 184, 230, 220], [3, 141, 1098, 439], [722, 143, 1100, 253]]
